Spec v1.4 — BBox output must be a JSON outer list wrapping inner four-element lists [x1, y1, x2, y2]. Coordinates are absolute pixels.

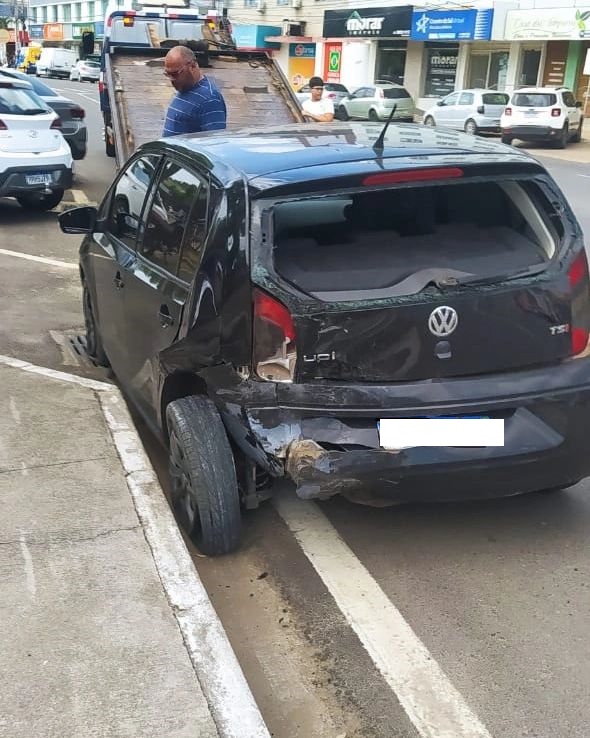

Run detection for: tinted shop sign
[[323, 6, 413, 39], [411, 9, 493, 41], [424, 46, 459, 97]]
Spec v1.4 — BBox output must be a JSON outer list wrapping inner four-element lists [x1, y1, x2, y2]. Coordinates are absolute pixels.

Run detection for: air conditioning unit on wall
[[291, 0, 302, 9], [255, 0, 266, 12]]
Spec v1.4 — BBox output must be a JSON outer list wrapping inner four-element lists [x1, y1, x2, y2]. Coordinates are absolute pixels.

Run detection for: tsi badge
[[428, 305, 458, 337]]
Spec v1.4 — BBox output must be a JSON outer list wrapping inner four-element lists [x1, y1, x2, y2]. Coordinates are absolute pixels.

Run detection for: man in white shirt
[[301, 77, 335, 123]]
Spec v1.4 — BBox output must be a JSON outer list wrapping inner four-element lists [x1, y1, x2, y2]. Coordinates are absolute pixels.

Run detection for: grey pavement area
[[0, 361, 267, 738]]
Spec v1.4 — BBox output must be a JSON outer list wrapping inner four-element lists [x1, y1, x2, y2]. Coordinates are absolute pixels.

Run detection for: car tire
[[424, 116, 435, 127], [368, 109, 379, 122], [555, 124, 569, 149], [501, 134, 513, 145], [336, 105, 349, 121], [572, 119, 583, 143], [105, 127, 116, 158], [82, 282, 109, 367], [464, 119, 478, 136], [16, 189, 64, 211], [166, 395, 241, 556]]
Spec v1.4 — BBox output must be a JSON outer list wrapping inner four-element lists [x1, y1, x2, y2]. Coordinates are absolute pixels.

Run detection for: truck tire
[[16, 189, 64, 211], [105, 127, 115, 158], [167, 395, 241, 556]]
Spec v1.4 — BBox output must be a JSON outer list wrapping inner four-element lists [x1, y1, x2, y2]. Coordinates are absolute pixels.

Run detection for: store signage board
[[504, 8, 590, 40], [411, 9, 493, 41], [323, 6, 413, 39]]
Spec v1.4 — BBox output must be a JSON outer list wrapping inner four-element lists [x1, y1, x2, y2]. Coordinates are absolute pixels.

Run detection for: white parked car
[[336, 83, 415, 122], [423, 89, 509, 135], [500, 87, 584, 148], [69, 60, 100, 83], [0, 78, 73, 210]]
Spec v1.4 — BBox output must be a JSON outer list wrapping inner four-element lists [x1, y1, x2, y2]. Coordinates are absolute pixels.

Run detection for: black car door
[[117, 156, 210, 426], [87, 153, 161, 374]]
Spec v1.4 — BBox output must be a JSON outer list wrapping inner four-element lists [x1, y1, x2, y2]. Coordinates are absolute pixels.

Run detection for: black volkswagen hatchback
[[60, 122, 590, 555]]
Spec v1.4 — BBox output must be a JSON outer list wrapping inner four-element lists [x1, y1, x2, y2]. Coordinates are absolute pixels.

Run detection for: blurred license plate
[[25, 173, 51, 185], [524, 111, 538, 117], [378, 417, 504, 449]]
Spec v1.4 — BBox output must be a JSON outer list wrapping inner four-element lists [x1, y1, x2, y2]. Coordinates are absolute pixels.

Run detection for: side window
[[442, 93, 460, 107], [459, 92, 474, 105], [366, 87, 376, 98], [562, 91, 575, 108], [353, 88, 366, 98], [106, 154, 160, 249], [139, 159, 203, 274], [178, 179, 209, 283]]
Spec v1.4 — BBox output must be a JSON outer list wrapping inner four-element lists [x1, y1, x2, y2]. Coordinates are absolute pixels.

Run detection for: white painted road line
[[0, 248, 78, 270], [0, 354, 271, 738], [274, 490, 493, 738]]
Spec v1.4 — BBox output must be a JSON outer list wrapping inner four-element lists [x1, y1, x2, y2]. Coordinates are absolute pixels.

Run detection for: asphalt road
[[2, 84, 590, 738]]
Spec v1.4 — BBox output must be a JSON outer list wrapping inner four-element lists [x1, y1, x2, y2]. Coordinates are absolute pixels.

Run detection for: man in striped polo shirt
[[162, 45, 227, 137]]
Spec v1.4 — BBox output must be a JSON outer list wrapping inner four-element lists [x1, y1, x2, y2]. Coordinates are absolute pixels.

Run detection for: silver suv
[[423, 89, 509, 135], [500, 87, 584, 148], [336, 83, 415, 122]]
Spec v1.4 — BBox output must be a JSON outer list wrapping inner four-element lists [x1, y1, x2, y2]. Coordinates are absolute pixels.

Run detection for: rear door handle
[[113, 271, 124, 289], [158, 305, 174, 328]]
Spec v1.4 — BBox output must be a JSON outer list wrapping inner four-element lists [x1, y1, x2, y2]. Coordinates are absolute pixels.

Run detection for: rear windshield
[[512, 93, 557, 107], [0, 87, 49, 114], [382, 87, 411, 99], [326, 84, 348, 93], [270, 181, 559, 299], [83, 61, 100, 68], [482, 93, 509, 105]]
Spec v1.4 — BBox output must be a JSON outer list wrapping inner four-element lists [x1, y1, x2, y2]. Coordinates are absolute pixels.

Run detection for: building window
[[468, 51, 509, 91], [88, 1, 96, 19], [63, 5, 71, 21], [277, 0, 289, 5], [375, 41, 407, 86], [244, 0, 257, 6], [423, 44, 459, 97], [74, 2, 82, 20]]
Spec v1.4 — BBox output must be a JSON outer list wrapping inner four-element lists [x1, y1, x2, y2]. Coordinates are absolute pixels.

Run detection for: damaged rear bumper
[[215, 358, 590, 504]]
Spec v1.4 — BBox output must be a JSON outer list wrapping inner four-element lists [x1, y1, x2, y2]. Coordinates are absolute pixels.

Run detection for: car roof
[[0, 69, 59, 97], [151, 121, 542, 190], [0, 76, 34, 90], [512, 87, 566, 93]]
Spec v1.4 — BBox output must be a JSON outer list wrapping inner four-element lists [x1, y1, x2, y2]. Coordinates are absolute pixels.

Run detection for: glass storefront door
[[468, 51, 509, 90], [375, 41, 407, 85]]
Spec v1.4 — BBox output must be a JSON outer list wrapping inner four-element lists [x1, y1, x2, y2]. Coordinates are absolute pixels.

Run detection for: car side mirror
[[59, 205, 98, 234], [436, 100, 443, 106], [576, 101, 583, 108]]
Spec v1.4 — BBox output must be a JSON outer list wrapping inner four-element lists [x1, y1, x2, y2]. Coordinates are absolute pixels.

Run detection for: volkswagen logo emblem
[[28, 130, 38, 138], [428, 306, 458, 337]]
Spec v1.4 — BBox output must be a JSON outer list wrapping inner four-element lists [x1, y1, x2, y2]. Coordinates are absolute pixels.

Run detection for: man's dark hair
[[309, 76, 324, 88]]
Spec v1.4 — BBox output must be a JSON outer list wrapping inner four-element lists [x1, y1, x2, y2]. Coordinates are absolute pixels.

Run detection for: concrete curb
[[0, 354, 271, 738]]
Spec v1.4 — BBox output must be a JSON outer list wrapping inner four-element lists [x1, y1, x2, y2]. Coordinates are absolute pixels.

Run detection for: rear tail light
[[0, 120, 6, 130], [327, 93, 336, 99], [476, 105, 485, 115], [504, 107, 512, 116], [50, 117, 62, 129], [551, 108, 561, 117], [568, 251, 590, 356], [71, 106, 85, 119], [98, 80, 105, 94], [253, 289, 297, 382]]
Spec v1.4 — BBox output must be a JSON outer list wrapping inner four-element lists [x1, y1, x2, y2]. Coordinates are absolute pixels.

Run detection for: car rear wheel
[[16, 189, 64, 211], [572, 119, 583, 143], [423, 116, 435, 127], [554, 123, 569, 149], [464, 119, 478, 136], [368, 109, 379, 122], [501, 134, 513, 145], [82, 282, 109, 367], [335, 105, 349, 121], [167, 395, 241, 556]]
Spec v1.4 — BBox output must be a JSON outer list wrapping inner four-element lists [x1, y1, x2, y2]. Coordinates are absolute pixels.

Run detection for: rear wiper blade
[[450, 263, 548, 288]]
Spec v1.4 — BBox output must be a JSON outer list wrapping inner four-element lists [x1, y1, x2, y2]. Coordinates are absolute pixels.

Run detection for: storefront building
[[501, 7, 590, 115]]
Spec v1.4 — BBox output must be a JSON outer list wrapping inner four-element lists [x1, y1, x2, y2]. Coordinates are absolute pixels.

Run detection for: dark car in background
[[0, 69, 87, 160], [60, 122, 590, 556]]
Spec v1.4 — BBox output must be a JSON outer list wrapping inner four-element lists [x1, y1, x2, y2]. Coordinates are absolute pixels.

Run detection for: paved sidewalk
[[516, 137, 590, 164], [0, 357, 270, 738]]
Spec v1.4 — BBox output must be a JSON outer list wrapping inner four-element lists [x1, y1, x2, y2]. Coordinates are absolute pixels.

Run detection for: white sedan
[[69, 60, 100, 83], [0, 78, 73, 210]]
